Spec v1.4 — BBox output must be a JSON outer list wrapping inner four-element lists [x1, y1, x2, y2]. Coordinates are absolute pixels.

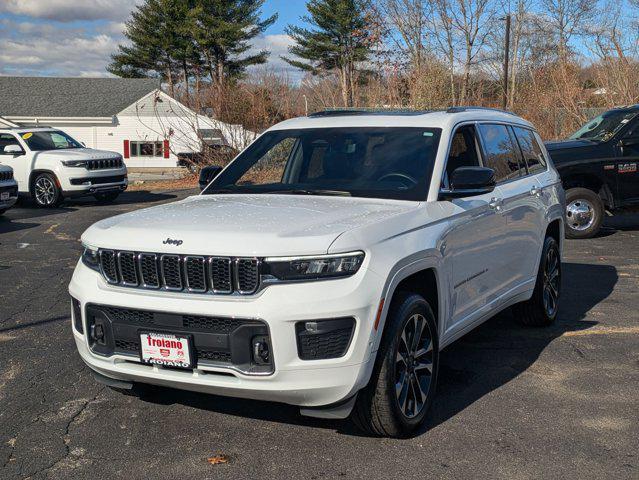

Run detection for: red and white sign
[[140, 332, 192, 368]]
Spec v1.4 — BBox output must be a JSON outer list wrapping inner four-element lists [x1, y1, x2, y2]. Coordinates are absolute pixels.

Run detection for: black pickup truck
[[545, 106, 639, 238]]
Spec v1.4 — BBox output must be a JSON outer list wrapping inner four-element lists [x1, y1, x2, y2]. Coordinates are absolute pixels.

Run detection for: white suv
[[69, 108, 565, 437], [0, 128, 128, 207], [0, 164, 18, 215]]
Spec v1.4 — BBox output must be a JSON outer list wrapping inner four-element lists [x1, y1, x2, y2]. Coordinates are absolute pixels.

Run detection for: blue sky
[[0, 0, 309, 77]]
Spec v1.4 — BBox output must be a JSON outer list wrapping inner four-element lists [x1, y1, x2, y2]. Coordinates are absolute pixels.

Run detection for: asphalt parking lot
[[0, 190, 638, 480]]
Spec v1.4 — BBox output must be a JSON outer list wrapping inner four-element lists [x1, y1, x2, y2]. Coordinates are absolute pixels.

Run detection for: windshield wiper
[[265, 189, 352, 197]]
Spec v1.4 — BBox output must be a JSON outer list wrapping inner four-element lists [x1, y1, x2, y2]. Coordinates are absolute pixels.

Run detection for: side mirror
[[199, 165, 223, 191], [3, 145, 24, 156], [440, 166, 496, 199]]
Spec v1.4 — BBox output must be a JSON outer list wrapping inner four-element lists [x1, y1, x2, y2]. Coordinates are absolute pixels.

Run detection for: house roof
[[0, 76, 161, 118]]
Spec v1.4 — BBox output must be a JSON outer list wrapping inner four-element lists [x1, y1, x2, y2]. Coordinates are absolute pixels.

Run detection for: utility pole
[[502, 14, 511, 111]]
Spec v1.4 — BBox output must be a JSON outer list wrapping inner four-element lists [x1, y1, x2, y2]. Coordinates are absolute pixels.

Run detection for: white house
[[0, 76, 252, 169]]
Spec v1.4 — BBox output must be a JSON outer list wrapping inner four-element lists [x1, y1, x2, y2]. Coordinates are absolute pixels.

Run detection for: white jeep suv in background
[[0, 164, 18, 215], [0, 128, 128, 207], [69, 108, 565, 437]]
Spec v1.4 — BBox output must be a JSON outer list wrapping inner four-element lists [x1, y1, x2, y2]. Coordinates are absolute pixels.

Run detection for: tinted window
[[21, 130, 82, 151], [513, 127, 547, 174], [205, 127, 442, 201], [478, 124, 525, 182]]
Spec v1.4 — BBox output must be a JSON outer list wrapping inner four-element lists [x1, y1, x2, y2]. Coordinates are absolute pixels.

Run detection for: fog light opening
[[252, 336, 271, 365], [90, 322, 106, 345]]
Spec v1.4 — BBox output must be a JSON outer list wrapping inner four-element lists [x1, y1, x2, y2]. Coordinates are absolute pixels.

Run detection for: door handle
[[488, 197, 503, 211], [530, 186, 542, 197]]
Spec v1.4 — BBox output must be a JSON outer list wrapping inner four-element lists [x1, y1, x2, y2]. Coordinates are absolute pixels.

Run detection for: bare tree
[[539, 0, 594, 61], [381, 0, 429, 69]]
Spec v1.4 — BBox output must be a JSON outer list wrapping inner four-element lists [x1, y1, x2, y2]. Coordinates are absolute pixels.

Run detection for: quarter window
[[513, 127, 547, 174], [478, 124, 525, 182]]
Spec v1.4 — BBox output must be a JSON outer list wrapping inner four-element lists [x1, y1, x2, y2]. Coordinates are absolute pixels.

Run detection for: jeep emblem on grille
[[163, 238, 183, 246]]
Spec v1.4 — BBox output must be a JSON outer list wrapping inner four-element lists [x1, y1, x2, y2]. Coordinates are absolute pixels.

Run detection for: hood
[[35, 148, 120, 161], [544, 138, 597, 151], [81, 194, 419, 256]]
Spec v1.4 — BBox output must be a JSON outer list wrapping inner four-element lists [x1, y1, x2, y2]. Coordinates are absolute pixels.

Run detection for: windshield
[[20, 131, 83, 151], [203, 127, 442, 201], [570, 110, 637, 142]]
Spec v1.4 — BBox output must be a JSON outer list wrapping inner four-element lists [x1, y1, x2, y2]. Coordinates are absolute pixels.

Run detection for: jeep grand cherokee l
[[0, 128, 127, 207], [69, 108, 565, 437]]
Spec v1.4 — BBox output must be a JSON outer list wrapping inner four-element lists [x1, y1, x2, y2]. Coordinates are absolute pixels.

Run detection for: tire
[[564, 187, 604, 239], [352, 292, 439, 437], [31, 172, 63, 207], [512, 235, 561, 327], [94, 191, 120, 203]]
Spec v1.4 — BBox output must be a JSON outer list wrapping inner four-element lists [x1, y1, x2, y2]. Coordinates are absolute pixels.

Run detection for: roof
[[270, 108, 533, 132], [0, 77, 161, 118]]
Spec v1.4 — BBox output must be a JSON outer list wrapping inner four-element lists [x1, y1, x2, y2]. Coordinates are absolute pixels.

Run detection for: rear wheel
[[513, 235, 561, 327], [352, 292, 439, 437], [94, 191, 120, 203], [564, 187, 604, 239], [31, 173, 62, 207]]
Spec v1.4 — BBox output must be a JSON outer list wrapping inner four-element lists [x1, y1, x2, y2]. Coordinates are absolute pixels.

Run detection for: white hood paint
[[82, 194, 419, 256], [36, 148, 121, 161]]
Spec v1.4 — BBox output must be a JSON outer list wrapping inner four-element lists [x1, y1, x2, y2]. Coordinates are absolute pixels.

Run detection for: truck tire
[[512, 236, 561, 327], [352, 292, 439, 437], [564, 187, 604, 239], [31, 172, 63, 208]]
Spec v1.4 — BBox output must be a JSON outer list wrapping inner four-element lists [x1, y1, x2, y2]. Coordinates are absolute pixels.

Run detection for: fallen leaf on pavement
[[207, 454, 230, 465]]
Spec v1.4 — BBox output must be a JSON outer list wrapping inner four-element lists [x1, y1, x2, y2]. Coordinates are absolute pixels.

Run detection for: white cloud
[[247, 34, 302, 79], [0, 0, 141, 22]]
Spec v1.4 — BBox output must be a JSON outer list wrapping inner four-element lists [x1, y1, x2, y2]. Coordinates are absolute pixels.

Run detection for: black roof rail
[[446, 106, 517, 115]]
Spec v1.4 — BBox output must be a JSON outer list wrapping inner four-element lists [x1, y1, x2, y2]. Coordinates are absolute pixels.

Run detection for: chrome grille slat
[[184, 256, 207, 292], [117, 251, 138, 286], [96, 249, 259, 295], [139, 253, 160, 288], [209, 257, 232, 293], [161, 254, 183, 290]]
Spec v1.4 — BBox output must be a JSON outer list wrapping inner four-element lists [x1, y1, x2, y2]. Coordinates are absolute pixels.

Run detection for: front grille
[[0, 170, 13, 181], [86, 304, 272, 373], [98, 249, 260, 295], [86, 158, 123, 170]]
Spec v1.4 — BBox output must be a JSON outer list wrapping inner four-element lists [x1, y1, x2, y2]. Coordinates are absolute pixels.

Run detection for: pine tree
[[283, 0, 373, 107], [109, 0, 276, 92], [189, 0, 277, 86]]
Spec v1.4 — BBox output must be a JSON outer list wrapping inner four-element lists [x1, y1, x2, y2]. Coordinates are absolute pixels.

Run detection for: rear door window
[[513, 127, 547, 174], [477, 124, 526, 182]]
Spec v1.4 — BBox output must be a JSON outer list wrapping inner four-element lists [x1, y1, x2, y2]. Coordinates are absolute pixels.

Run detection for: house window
[[130, 141, 164, 157]]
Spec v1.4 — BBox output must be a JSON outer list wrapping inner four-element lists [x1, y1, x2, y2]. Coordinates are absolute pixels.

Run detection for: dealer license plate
[[0, 192, 9, 201], [140, 332, 193, 368]]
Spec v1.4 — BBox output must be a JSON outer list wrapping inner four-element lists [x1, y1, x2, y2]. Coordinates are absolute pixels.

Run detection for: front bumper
[[60, 168, 128, 196], [69, 261, 383, 407], [0, 183, 18, 210]]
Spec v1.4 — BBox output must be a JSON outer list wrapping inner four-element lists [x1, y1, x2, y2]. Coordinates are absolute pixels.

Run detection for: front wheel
[[565, 187, 604, 239], [512, 235, 561, 327], [352, 292, 439, 437], [31, 173, 62, 207], [94, 191, 120, 203]]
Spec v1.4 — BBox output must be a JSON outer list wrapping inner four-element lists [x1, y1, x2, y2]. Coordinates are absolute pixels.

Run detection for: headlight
[[82, 245, 100, 272], [62, 160, 88, 167], [263, 252, 364, 281]]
